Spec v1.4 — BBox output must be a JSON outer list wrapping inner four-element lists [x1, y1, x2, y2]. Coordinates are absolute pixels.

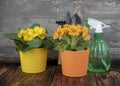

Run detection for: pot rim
[[60, 48, 89, 53]]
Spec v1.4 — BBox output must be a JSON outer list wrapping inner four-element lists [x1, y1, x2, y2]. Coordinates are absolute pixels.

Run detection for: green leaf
[[30, 24, 40, 29], [54, 43, 68, 51], [43, 39, 54, 50], [4, 33, 29, 52], [4, 33, 18, 40], [18, 28, 22, 31], [74, 46, 85, 51], [27, 38, 42, 49], [14, 40, 29, 52], [4, 33, 25, 43]]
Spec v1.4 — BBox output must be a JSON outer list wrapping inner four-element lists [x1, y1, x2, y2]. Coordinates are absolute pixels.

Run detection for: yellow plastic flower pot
[[19, 48, 47, 73]]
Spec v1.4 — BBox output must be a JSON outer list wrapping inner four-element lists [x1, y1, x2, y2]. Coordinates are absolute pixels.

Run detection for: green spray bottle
[[84, 18, 111, 73]]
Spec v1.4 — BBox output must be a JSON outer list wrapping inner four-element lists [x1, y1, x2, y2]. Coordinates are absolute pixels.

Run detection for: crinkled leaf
[[4, 33, 29, 52], [43, 39, 54, 50], [74, 46, 85, 51], [27, 38, 42, 48], [4, 33, 24, 43], [14, 40, 29, 52], [30, 24, 40, 29], [18, 28, 22, 31], [54, 43, 68, 51], [4, 33, 19, 40]]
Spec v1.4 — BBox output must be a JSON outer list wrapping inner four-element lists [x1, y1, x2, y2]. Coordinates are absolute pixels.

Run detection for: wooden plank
[[108, 70, 120, 86], [51, 66, 97, 86], [3, 66, 56, 86], [0, 65, 19, 86], [95, 70, 120, 86], [95, 73, 114, 86], [84, 72, 97, 86], [0, 65, 120, 86], [0, 65, 10, 76]]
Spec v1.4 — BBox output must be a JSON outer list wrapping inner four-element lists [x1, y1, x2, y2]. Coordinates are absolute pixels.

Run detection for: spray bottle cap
[[95, 25, 103, 33], [86, 18, 110, 33]]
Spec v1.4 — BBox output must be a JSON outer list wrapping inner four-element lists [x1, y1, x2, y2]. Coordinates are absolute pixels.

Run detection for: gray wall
[[0, 0, 120, 58]]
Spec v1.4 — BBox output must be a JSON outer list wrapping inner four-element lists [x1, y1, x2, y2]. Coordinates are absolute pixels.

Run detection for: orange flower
[[53, 24, 91, 51], [68, 28, 79, 36], [62, 27, 69, 34], [53, 24, 90, 41], [83, 34, 91, 41], [53, 26, 64, 39], [82, 26, 89, 37], [63, 24, 69, 28], [68, 24, 82, 36]]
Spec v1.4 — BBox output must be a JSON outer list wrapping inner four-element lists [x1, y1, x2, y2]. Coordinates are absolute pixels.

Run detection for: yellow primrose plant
[[4, 24, 54, 52], [53, 24, 91, 51]]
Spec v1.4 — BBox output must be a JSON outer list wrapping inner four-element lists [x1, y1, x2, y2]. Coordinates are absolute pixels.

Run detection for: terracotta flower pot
[[19, 48, 47, 73], [60, 48, 89, 77]]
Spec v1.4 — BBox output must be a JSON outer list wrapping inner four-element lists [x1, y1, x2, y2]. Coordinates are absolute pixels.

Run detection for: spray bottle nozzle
[[101, 24, 110, 28], [84, 17, 110, 33]]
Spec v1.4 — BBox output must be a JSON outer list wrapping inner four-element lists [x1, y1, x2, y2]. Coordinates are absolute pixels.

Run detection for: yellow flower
[[39, 27, 46, 35], [18, 29, 25, 38], [23, 28, 35, 41], [33, 26, 41, 37], [23, 34, 34, 41], [33, 26, 46, 39], [34, 26, 46, 34], [39, 35, 46, 39]]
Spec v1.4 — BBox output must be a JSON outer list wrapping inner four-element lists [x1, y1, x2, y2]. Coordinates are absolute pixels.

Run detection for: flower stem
[[71, 36, 79, 50]]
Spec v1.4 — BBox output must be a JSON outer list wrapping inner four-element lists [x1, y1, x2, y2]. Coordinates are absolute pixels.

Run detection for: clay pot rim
[[60, 48, 89, 53]]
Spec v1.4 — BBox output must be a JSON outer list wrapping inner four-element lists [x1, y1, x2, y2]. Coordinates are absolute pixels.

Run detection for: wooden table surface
[[0, 62, 120, 86]]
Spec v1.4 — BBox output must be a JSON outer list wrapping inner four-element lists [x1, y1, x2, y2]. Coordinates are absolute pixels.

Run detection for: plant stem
[[71, 36, 79, 50]]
